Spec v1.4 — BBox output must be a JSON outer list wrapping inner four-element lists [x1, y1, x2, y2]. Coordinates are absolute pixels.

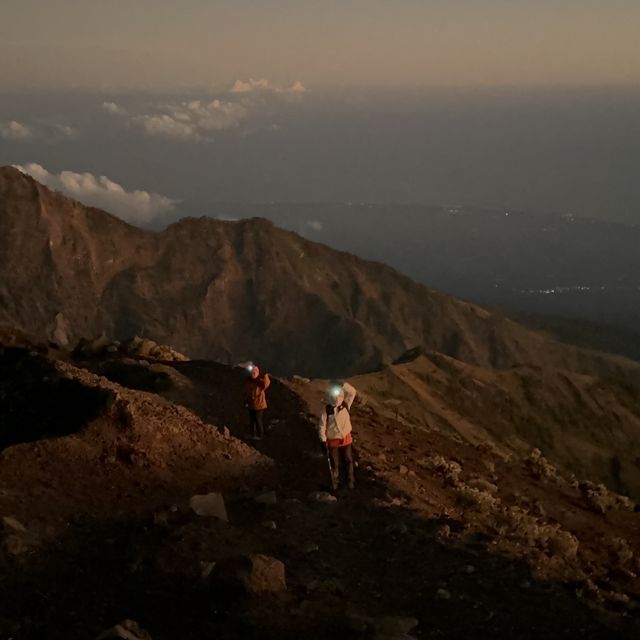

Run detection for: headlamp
[[329, 385, 342, 399]]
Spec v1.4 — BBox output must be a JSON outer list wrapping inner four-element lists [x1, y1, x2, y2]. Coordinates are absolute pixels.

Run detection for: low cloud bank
[[14, 163, 177, 226]]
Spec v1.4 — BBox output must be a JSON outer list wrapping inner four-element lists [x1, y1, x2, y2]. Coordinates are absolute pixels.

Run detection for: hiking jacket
[[318, 382, 357, 444], [245, 374, 271, 410]]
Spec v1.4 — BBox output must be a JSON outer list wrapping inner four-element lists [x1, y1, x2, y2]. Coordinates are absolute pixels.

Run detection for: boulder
[[212, 554, 287, 593], [189, 493, 228, 521]]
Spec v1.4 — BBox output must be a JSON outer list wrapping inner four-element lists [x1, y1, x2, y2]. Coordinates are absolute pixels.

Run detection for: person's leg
[[342, 444, 355, 488], [249, 410, 257, 438], [329, 446, 340, 488], [256, 410, 265, 439]]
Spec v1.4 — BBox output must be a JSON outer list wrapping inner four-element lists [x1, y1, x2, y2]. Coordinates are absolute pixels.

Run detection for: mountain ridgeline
[[1, 164, 640, 383]]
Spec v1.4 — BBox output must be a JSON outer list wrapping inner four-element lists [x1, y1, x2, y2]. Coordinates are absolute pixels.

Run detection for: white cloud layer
[[100, 80, 306, 143], [135, 99, 248, 142], [102, 98, 249, 142], [14, 163, 176, 226], [1, 120, 34, 140]]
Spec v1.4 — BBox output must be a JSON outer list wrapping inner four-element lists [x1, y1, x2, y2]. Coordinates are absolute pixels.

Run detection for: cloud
[[304, 220, 323, 232], [102, 101, 127, 116], [0, 120, 76, 142], [287, 80, 307, 94], [13, 163, 176, 226], [50, 123, 77, 139], [230, 78, 306, 94], [133, 99, 249, 142], [100, 82, 306, 143], [230, 78, 271, 93], [1, 120, 34, 140]]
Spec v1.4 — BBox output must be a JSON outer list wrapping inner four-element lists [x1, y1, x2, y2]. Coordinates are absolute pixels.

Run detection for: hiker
[[244, 364, 270, 440], [319, 381, 357, 489]]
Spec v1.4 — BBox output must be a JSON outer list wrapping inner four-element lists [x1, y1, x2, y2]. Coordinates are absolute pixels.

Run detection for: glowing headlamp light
[[246, 364, 255, 373], [329, 385, 342, 399]]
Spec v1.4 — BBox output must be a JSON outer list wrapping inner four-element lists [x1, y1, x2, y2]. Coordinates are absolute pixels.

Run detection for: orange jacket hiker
[[245, 370, 271, 410]]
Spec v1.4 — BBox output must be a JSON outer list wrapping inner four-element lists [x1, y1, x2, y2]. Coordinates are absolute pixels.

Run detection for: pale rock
[[189, 493, 228, 521], [308, 491, 338, 504]]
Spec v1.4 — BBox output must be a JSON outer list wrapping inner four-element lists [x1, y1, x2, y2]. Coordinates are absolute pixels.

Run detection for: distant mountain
[[2, 164, 640, 382], [181, 201, 640, 361]]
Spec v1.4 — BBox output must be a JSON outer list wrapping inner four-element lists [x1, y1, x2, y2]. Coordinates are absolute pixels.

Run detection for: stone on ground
[[189, 493, 228, 521], [212, 554, 287, 593], [308, 491, 338, 504]]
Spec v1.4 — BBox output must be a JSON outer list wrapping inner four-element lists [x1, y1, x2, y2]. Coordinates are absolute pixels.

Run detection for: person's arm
[[318, 407, 328, 443], [342, 382, 357, 410], [261, 373, 271, 390]]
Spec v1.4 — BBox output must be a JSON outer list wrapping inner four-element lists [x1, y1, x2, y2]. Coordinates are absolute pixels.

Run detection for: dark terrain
[[0, 334, 639, 639]]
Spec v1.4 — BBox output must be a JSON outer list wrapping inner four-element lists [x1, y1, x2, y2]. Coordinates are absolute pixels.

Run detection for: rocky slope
[[3, 165, 640, 382], [1, 341, 638, 640], [342, 349, 640, 501]]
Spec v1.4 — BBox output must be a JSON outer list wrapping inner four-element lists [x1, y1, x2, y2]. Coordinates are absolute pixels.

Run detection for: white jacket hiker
[[318, 382, 357, 490], [318, 382, 357, 443]]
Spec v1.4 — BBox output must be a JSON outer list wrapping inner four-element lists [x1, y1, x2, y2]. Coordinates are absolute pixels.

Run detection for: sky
[[2, 1, 640, 89], [1, 2, 640, 226]]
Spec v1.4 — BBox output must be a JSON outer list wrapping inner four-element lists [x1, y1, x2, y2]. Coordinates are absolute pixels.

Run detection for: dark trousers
[[329, 444, 354, 486], [249, 409, 265, 438]]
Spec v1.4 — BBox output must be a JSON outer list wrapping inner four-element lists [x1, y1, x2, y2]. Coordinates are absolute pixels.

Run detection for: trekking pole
[[325, 445, 337, 492]]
